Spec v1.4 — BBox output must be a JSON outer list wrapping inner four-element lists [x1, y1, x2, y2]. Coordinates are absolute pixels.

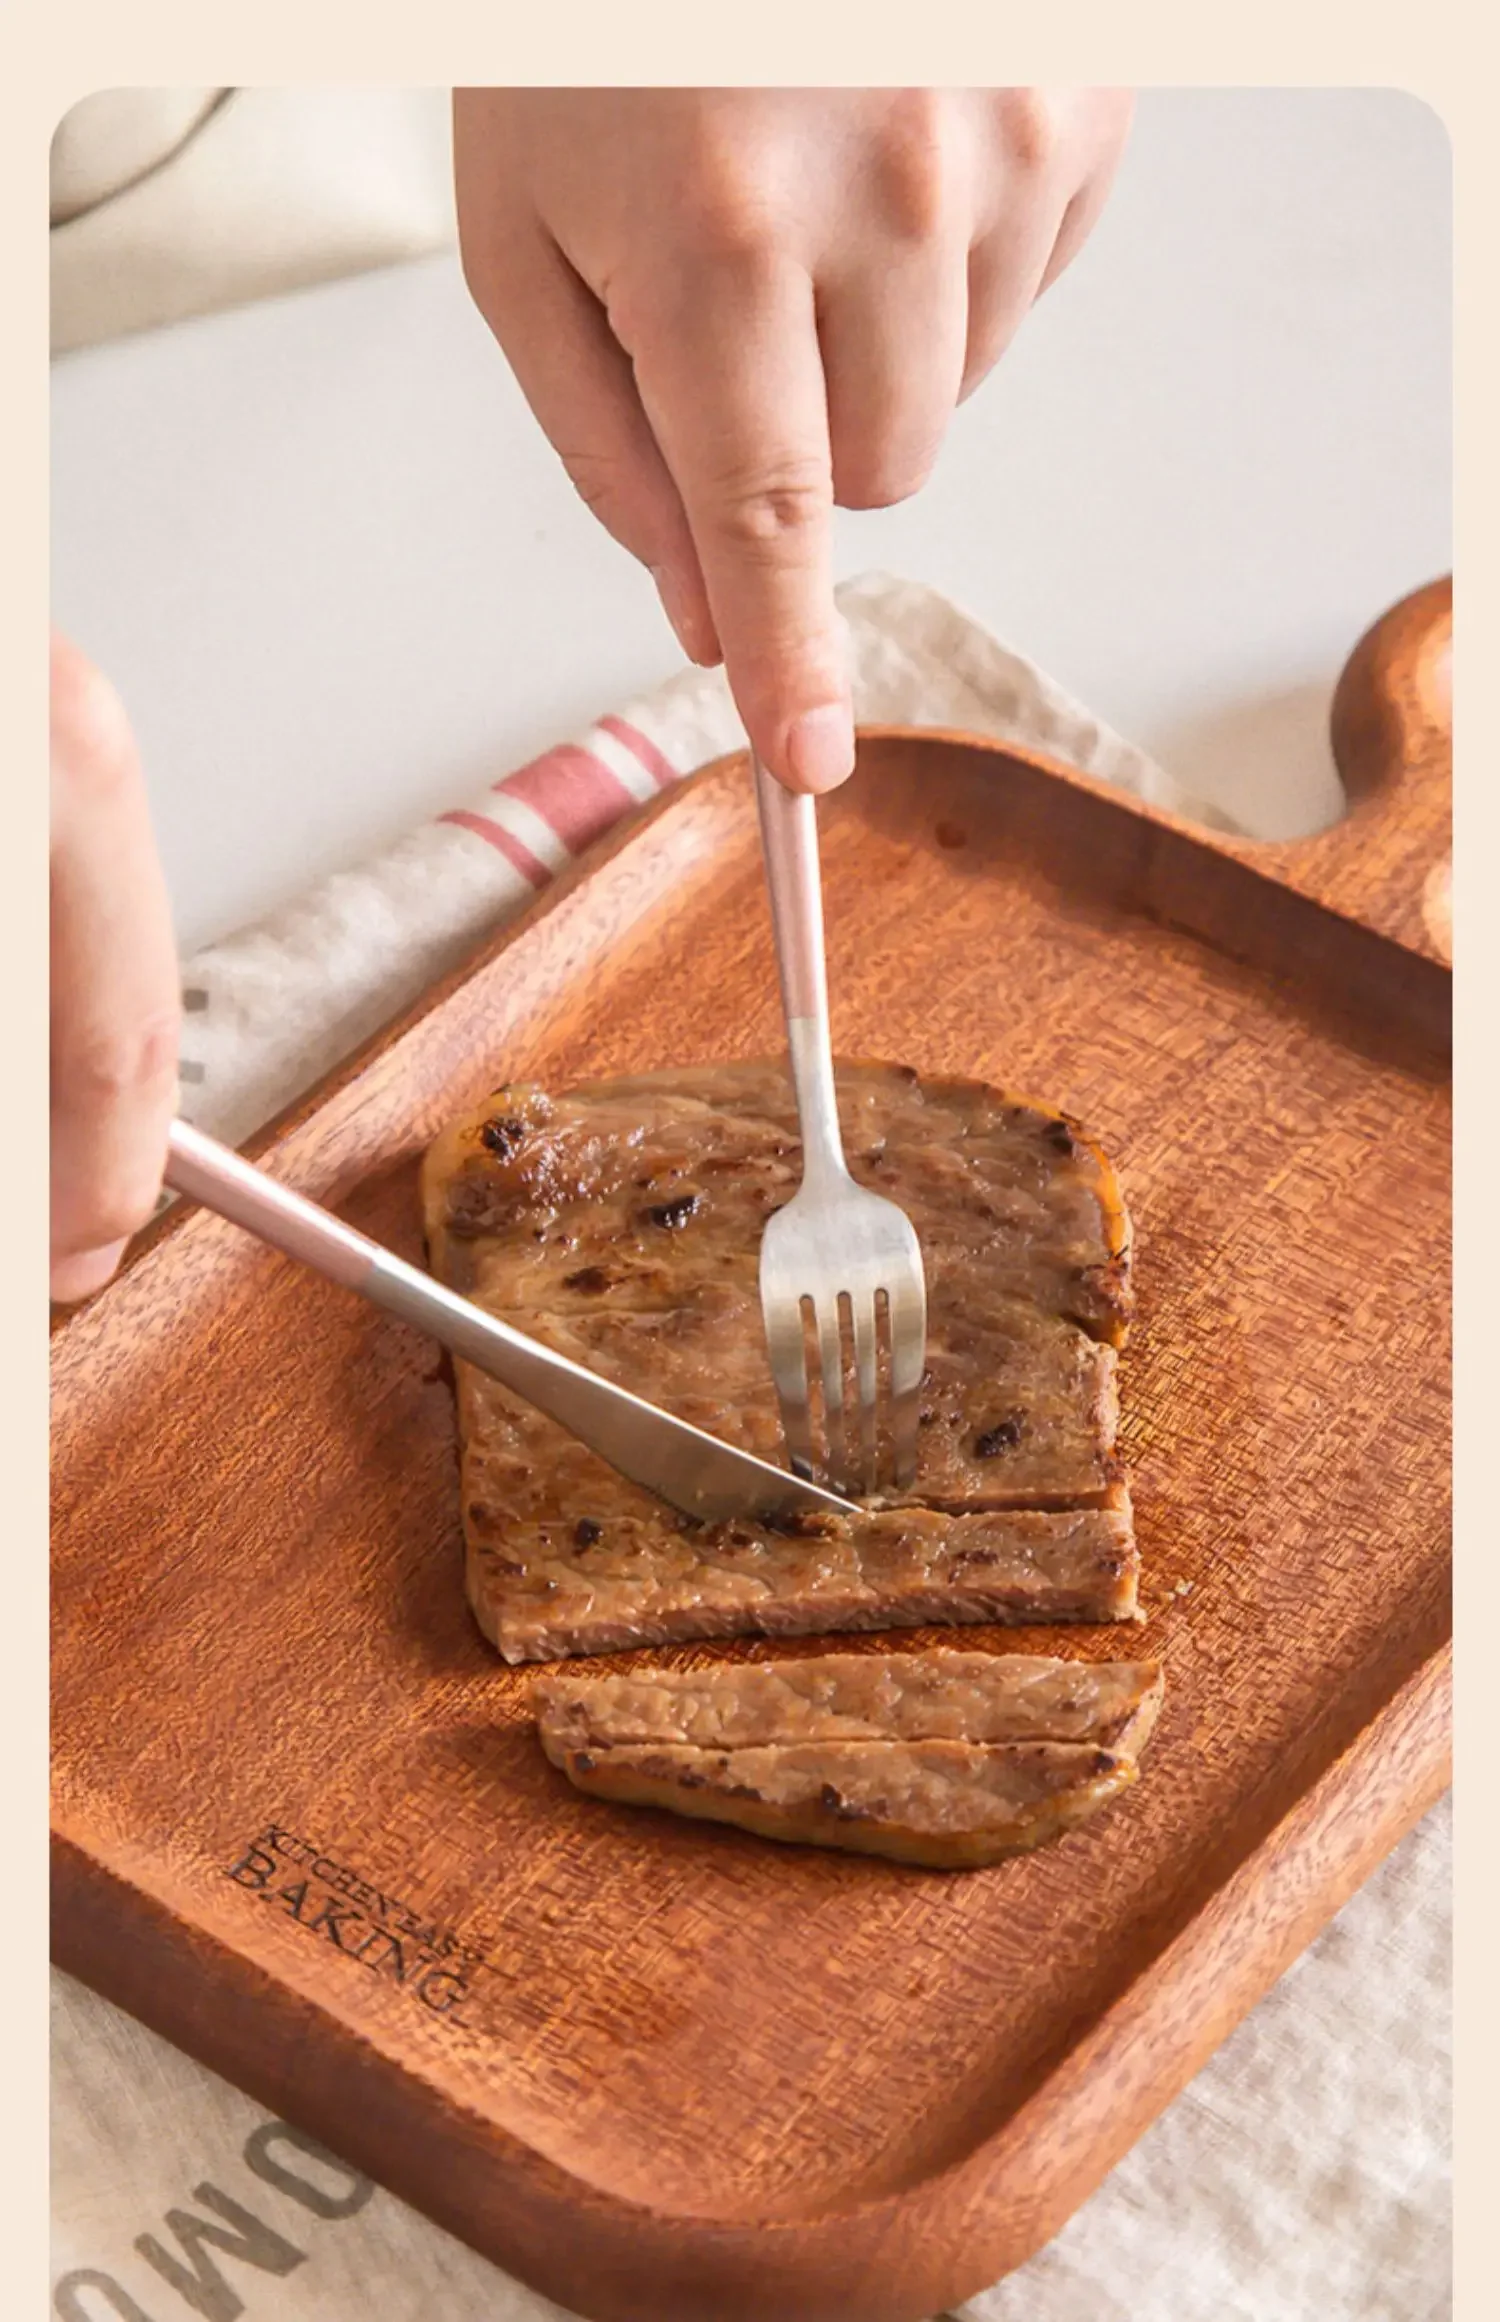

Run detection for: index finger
[[626, 254, 854, 793]]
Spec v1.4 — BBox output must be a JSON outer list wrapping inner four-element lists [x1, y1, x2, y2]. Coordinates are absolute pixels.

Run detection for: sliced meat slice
[[468, 1497, 1137, 1664], [533, 1649, 1164, 1753], [540, 1735, 1141, 1869], [535, 1647, 1161, 1866]]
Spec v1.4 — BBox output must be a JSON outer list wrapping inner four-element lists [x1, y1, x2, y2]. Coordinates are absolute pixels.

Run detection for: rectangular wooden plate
[[52, 588, 1452, 2322]]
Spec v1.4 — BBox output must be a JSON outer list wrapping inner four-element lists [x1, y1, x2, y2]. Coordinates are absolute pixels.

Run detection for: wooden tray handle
[[1282, 575, 1452, 962]]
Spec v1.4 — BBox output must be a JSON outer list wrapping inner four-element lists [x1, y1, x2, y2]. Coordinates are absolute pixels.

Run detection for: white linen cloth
[[51, 572, 1450, 2322]]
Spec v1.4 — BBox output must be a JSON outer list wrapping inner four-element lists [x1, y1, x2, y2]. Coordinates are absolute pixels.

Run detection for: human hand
[[51, 634, 180, 1302], [453, 87, 1132, 791]]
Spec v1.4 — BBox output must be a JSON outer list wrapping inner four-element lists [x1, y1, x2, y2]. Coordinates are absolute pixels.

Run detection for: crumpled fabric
[[50, 86, 456, 355]]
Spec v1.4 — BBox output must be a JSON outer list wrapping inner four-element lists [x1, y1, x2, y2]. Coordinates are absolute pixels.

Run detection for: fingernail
[[785, 703, 856, 794], [651, 566, 710, 666]]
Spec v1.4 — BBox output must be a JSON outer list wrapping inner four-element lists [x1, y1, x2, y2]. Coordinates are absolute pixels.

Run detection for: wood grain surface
[[51, 580, 1451, 2322]]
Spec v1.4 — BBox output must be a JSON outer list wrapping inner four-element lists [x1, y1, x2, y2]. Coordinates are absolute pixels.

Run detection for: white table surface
[[50, 87, 1450, 960]]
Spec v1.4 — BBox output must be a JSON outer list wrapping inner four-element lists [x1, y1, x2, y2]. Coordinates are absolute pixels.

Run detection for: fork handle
[[753, 754, 846, 1182]]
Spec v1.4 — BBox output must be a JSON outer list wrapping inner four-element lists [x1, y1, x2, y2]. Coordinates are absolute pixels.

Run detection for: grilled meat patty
[[421, 1061, 1135, 1664]]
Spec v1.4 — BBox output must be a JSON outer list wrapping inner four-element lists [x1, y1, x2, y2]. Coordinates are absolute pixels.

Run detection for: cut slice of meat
[[421, 1059, 1136, 1663], [541, 1740, 1135, 1869], [468, 1491, 1137, 1664], [533, 1649, 1162, 1868], [470, 1288, 1122, 1509], [534, 1649, 1164, 1753]]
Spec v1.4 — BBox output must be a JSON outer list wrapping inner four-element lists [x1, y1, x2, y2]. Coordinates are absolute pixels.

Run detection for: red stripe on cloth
[[598, 713, 679, 791], [437, 809, 548, 887], [497, 744, 635, 852]]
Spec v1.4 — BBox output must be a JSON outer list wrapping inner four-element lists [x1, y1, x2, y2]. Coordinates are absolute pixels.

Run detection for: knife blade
[[164, 1119, 861, 1526]]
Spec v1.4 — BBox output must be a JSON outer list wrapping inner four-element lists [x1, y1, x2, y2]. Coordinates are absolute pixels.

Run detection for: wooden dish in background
[[51, 579, 1452, 2322]]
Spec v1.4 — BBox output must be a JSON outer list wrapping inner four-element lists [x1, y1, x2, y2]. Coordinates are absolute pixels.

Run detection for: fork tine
[[886, 1272, 927, 1490], [763, 1296, 816, 1480], [887, 1275, 927, 1396], [891, 1382, 921, 1491], [781, 1374, 818, 1484], [815, 1296, 849, 1492], [851, 1295, 880, 1495]]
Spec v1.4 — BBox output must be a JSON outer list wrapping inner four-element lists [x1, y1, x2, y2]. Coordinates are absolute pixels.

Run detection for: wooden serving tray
[[52, 580, 1452, 2322]]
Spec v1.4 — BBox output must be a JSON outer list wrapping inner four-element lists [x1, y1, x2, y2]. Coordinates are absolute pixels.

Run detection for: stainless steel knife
[[164, 1119, 860, 1526]]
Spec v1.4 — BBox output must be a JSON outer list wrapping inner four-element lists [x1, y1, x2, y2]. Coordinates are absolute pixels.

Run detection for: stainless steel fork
[[753, 753, 927, 1495]]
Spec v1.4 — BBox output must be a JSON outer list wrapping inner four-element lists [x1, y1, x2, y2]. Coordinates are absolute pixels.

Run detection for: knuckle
[[554, 443, 659, 564], [596, 275, 647, 359], [687, 189, 780, 268], [996, 87, 1060, 175], [675, 129, 783, 264], [557, 444, 629, 521], [61, 1010, 180, 1113], [873, 92, 952, 241], [705, 461, 831, 554]]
